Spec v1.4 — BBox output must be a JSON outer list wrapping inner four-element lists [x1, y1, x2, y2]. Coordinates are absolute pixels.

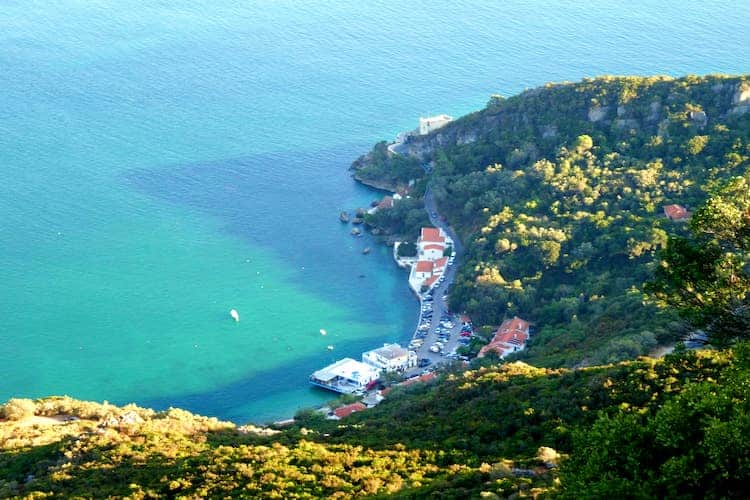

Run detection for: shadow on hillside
[[0, 439, 68, 485]]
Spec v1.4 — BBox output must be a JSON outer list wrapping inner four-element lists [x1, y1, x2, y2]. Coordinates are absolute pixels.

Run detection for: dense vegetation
[[364, 195, 431, 241], [353, 74, 750, 366], [647, 174, 750, 347], [3, 343, 748, 498], [351, 141, 424, 190]]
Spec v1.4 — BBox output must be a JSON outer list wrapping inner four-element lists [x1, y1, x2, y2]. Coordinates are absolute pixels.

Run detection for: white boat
[[320, 329, 327, 336], [230, 309, 240, 322]]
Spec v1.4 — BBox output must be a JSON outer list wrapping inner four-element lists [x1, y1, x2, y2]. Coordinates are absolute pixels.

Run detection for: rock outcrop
[[731, 82, 750, 115], [588, 105, 609, 122]]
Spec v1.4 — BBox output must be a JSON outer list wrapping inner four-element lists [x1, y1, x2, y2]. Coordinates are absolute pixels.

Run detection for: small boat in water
[[327, 345, 334, 351], [230, 309, 240, 322], [320, 329, 327, 336], [362, 247, 371, 254], [339, 211, 350, 223]]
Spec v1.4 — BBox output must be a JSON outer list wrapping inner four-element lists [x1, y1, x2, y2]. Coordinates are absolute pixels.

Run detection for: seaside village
[[309, 114, 536, 420], [309, 313, 532, 420], [312, 200, 692, 420], [309, 226, 463, 410], [308, 114, 695, 421]]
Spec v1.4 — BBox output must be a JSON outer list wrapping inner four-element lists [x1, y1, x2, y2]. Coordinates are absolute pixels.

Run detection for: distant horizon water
[[1, 1, 748, 423]]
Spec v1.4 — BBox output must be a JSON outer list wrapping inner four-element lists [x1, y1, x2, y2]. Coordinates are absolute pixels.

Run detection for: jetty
[[309, 358, 380, 395]]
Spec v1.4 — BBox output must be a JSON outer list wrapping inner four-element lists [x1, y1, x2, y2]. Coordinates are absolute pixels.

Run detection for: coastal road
[[406, 187, 467, 373]]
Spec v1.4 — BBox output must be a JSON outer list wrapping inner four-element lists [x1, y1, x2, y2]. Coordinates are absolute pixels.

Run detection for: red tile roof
[[400, 372, 437, 387], [478, 343, 511, 358], [434, 257, 448, 269], [333, 402, 366, 419], [421, 227, 445, 243], [423, 243, 445, 252], [663, 204, 689, 221], [415, 261, 434, 273], [497, 317, 529, 334], [424, 275, 439, 288], [478, 316, 530, 358]]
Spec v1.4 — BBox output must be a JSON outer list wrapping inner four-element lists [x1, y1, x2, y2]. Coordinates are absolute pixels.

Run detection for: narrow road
[[405, 187, 468, 374]]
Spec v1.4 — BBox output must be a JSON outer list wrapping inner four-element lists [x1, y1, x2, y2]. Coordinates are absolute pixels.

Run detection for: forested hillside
[[353, 75, 750, 366], [3, 343, 748, 498]]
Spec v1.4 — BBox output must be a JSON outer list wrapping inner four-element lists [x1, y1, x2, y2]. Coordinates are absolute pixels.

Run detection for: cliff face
[[355, 76, 750, 169]]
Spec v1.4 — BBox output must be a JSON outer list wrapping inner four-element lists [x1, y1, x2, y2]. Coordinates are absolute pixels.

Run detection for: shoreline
[[351, 172, 400, 192], [301, 160, 468, 421]]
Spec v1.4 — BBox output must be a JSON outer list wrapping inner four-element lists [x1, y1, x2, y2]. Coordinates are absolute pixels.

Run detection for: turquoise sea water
[[2, 1, 748, 423]]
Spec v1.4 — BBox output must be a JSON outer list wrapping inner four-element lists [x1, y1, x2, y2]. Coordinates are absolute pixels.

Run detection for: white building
[[421, 243, 445, 260], [418, 114, 453, 135], [412, 260, 433, 280], [418, 227, 447, 258], [309, 358, 381, 394], [406, 227, 455, 293], [409, 260, 434, 292], [362, 344, 417, 372]]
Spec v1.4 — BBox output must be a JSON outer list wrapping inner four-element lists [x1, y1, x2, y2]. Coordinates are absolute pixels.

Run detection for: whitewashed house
[[362, 344, 417, 372], [409, 260, 434, 291]]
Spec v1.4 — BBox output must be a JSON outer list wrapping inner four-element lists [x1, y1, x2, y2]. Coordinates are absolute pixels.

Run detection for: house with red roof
[[414, 260, 433, 278], [409, 260, 441, 292], [433, 257, 448, 273], [331, 402, 367, 420], [420, 227, 445, 243], [423, 275, 439, 288], [378, 196, 394, 210], [421, 243, 445, 260], [405, 226, 455, 292], [478, 316, 531, 359], [418, 227, 447, 259], [663, 204, 689, 221]]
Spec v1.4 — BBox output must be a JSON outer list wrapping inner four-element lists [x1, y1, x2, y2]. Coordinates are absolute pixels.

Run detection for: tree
[[561, 343, 750, 498], [397, 242, 417, 257], [574, 134, 593, 153], [647, 174, 750, 346]]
